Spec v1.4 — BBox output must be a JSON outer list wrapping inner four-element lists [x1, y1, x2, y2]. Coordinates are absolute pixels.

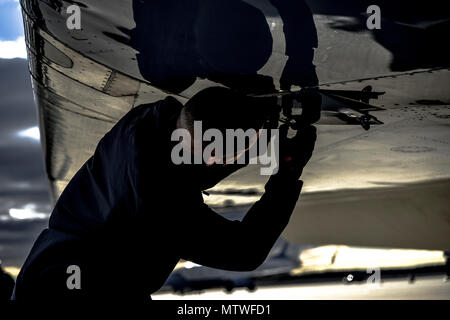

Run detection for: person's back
[[14, 97, 190, 300]]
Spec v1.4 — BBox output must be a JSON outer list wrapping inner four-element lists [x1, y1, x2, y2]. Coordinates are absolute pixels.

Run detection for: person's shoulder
[[134, 96, 183, 123], [155, 95, 184, 118], [129, 96, 183, 141]]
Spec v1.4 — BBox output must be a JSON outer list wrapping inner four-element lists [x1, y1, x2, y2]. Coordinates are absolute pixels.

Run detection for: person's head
[[176, 86, 273, 165], [171, 87, 274, 190]]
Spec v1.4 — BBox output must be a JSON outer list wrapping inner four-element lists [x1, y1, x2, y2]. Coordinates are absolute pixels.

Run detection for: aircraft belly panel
[[19, 0, 450, 250]]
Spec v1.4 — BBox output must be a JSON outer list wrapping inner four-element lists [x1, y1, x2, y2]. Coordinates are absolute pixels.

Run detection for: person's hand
[[280, 57, 318, 90], [279, 58, 322, 127], [275, 123, 316, 181], [294, 88, 322, 127]]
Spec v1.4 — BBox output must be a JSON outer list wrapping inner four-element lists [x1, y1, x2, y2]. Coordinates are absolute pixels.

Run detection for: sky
[[0, 0, 27, 59], [0, 0, 50, 273], [0, 58, 51, 271]]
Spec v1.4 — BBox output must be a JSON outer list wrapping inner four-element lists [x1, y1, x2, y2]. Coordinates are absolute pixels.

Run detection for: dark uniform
[[13, 97, 303, 300]]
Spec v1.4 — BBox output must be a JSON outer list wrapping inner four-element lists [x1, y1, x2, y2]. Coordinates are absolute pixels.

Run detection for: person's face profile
[[174, 93, 266, 189], [192, 129, 261, 167]]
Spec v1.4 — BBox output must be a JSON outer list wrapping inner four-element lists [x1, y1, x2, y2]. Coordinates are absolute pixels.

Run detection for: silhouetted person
[[13, 87, 316, 300]]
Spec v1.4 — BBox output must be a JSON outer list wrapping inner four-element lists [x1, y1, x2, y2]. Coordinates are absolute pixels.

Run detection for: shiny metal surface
[[20, 0, 450, 249]]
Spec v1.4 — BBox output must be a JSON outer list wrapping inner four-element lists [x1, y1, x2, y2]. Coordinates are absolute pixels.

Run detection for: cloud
[[17, 126, 40, 141], [8, 204, 50, 221], [0, 58, 50, 268], [0, 36, 26, 59]]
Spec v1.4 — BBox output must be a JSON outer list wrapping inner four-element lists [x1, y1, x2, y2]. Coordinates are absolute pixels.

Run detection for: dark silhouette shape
[[131, 0, 274, 93], [269, 0, 321, 128], [372, 18, 450, 71], [0, 263, 15, 301], [13, 87, 316, 300], [270, 0, 319, 89], [131, 0, 319, 94], [321, 0, 450, 71]]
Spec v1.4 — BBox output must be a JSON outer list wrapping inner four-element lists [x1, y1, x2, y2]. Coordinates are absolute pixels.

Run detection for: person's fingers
[[293, 125, 316, 145], [302, 125, 317, 145], [278, 123, 290, 144], [296, 90, 322, 126]]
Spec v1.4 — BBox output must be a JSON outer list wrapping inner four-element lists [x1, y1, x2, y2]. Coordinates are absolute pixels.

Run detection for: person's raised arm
[[178, 125, 317, 271]]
